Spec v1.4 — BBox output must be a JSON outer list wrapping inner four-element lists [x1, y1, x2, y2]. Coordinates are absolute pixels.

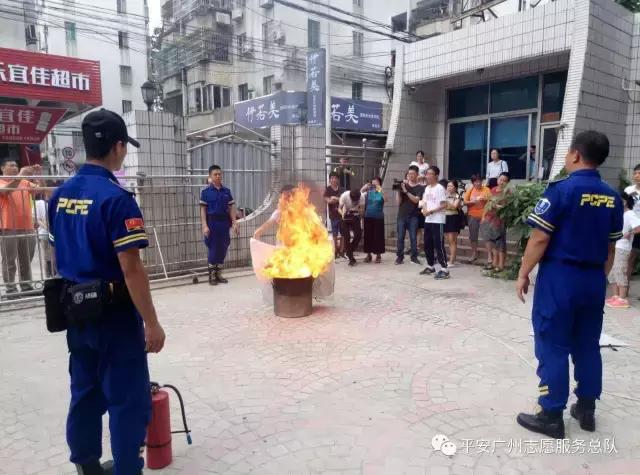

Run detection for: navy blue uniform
[[527, 169, 623, 412], [200, 184, 234, 265], [49, 164, 151, 474]]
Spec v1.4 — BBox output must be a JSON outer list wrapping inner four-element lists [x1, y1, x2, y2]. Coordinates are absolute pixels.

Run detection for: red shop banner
[[0, 104, 67, 144], [0, 47, 102, 106]]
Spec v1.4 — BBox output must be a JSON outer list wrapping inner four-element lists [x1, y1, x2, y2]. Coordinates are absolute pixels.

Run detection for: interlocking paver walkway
[[1, 260, 640, 474]]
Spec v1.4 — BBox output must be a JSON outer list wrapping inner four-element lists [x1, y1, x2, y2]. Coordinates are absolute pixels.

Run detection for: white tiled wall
[[569, 0, 635, 183], [404, 0, 574, 85]]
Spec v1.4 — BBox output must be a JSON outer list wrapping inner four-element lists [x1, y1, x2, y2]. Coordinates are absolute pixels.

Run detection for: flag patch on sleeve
[[125, 218, 145, 232]]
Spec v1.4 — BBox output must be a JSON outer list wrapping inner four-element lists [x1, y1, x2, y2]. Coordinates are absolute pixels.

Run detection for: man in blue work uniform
[[200, 165, 238, 286], [516, 131, 623, 439], [48, 109, 166, 474]]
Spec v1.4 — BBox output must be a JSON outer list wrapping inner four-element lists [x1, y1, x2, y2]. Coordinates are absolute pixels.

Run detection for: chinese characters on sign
[[306, 49, 326, 127], [460, 437, 618, 456], [0, 105, 67, 144], [0, 64, 90, 91], [330, 98, 383, 132], [234, 91, 306, 129], [0, 47, 102, 105]]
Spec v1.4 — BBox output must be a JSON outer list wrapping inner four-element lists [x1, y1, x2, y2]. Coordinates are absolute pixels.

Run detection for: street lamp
[[140, 80, 156, 111]]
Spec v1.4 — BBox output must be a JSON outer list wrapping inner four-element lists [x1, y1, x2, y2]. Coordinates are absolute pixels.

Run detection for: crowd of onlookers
[[324, 150, 513, 280], [0, 157, 56, 299]]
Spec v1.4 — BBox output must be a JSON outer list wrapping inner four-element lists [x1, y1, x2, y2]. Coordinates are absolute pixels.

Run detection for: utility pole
[[324, 0, 332, 177]]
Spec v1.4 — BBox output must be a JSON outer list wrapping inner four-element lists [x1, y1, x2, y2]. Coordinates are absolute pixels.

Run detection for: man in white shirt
[[339, 189, 364, 267], [486, 149, 509, 180], [419, 166, 449, 279]]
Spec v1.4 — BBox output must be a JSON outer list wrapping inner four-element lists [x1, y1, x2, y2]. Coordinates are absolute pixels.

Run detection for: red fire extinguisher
[[146, 382, 192, 470]]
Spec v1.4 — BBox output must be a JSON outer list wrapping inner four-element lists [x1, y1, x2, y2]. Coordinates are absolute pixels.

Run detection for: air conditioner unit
[[241, 44, 254, 56], [259, 0, 274, 9], [232, 8, 243, 21], [215, 12, 231, 25], [25, 24, 37, 43], [271, 29, 285, 45]]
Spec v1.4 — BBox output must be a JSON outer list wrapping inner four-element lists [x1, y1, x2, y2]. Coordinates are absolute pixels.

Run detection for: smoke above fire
[[262, 185, 334, 279]]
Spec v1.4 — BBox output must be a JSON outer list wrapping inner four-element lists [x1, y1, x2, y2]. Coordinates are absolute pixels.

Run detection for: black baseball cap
[[82, 108, 140, 151]]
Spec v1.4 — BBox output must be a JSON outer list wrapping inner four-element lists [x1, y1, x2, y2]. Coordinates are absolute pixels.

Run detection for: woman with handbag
[[444, 180, 463, 267]]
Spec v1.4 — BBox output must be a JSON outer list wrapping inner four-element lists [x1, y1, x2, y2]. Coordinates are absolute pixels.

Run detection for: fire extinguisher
[[146, 381, 192, 470]]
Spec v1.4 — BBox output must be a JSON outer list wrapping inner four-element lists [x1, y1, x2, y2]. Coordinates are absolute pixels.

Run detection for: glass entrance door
[[538, 125, 561, 180], [489, 115, 530, 180]]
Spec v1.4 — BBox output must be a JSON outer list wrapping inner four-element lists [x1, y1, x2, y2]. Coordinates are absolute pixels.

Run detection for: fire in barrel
[[262, 185, 334, 317]]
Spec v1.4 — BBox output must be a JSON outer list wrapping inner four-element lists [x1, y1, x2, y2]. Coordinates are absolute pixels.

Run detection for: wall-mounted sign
[[0, 105, 66, 144], [234, 90, 306, 129], [306, 49, 325, 127], [330, 98, 383, 132], [0, 47, 102, 105]]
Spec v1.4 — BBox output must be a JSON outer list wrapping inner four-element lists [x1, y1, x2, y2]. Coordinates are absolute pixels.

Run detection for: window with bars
[[353, 0, 362, 7], [119, 65, 132, 85], [118, 31, 129, 49], [308, 19, 320, 49], [117, 0, 127, 14], [352, 82, 363, 100], [122, 100, 133, 114], [198, 84, 233, 112], [352, 31, 363, 57], [263, 75, 273, 95], [209, 34, 230, 62], [239, 83, 249, 102]]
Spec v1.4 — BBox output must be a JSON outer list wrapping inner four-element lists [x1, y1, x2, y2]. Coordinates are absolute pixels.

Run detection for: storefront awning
[[0, 47, 102, 144]]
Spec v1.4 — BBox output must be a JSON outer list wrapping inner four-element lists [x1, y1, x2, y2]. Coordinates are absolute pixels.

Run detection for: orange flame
[[263, 185, 334, 279]]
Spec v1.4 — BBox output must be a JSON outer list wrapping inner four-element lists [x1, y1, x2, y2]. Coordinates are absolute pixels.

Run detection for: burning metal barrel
[[272, 276, 313, 318]]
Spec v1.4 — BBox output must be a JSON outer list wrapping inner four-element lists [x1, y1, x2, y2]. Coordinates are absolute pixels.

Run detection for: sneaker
[[605, 296, 618, 306], [375, 255, 382, 264], [410, 256, 422, 265], [434, 270, 450, 280], [395, 257, 404, 265], [420, 266, 435, 275], [348, 259, 357, 267], [606, 297, 630, 309]]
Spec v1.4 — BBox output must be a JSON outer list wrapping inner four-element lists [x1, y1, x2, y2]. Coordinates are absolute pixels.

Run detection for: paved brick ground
[[1, 259, 640, 474]]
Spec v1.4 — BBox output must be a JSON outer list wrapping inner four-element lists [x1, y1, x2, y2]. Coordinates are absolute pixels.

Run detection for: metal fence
[[0, 171, 273, 306]]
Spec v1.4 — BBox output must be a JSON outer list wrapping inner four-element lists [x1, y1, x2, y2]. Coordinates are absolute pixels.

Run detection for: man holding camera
[[395, 165, 424, 265]]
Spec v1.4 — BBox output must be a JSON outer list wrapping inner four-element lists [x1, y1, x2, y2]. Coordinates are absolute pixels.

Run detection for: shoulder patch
[[534, 198, 551, 215]]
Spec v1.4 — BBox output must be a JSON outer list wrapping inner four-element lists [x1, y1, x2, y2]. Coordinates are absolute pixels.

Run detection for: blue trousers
[[67, 311, 151, 475], [532, 262, 606, 412], [397, 215, 419, 259], [205, 218, 231, 265]]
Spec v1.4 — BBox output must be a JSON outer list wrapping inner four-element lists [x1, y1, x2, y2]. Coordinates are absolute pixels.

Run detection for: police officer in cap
[[48, 109, 166, 474], [515, 130, 623, 439]]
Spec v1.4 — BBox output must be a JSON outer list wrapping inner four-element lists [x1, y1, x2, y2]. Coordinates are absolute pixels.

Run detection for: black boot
[[215, 265, 228, 284], [208, 265, 218, 286], [75, 460, 114, 475], [570, 399, 596, 432], [517, 408, 565, 439]]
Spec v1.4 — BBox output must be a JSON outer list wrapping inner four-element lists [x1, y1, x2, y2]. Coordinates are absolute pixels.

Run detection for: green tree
[[617, 0, 640, 12]]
